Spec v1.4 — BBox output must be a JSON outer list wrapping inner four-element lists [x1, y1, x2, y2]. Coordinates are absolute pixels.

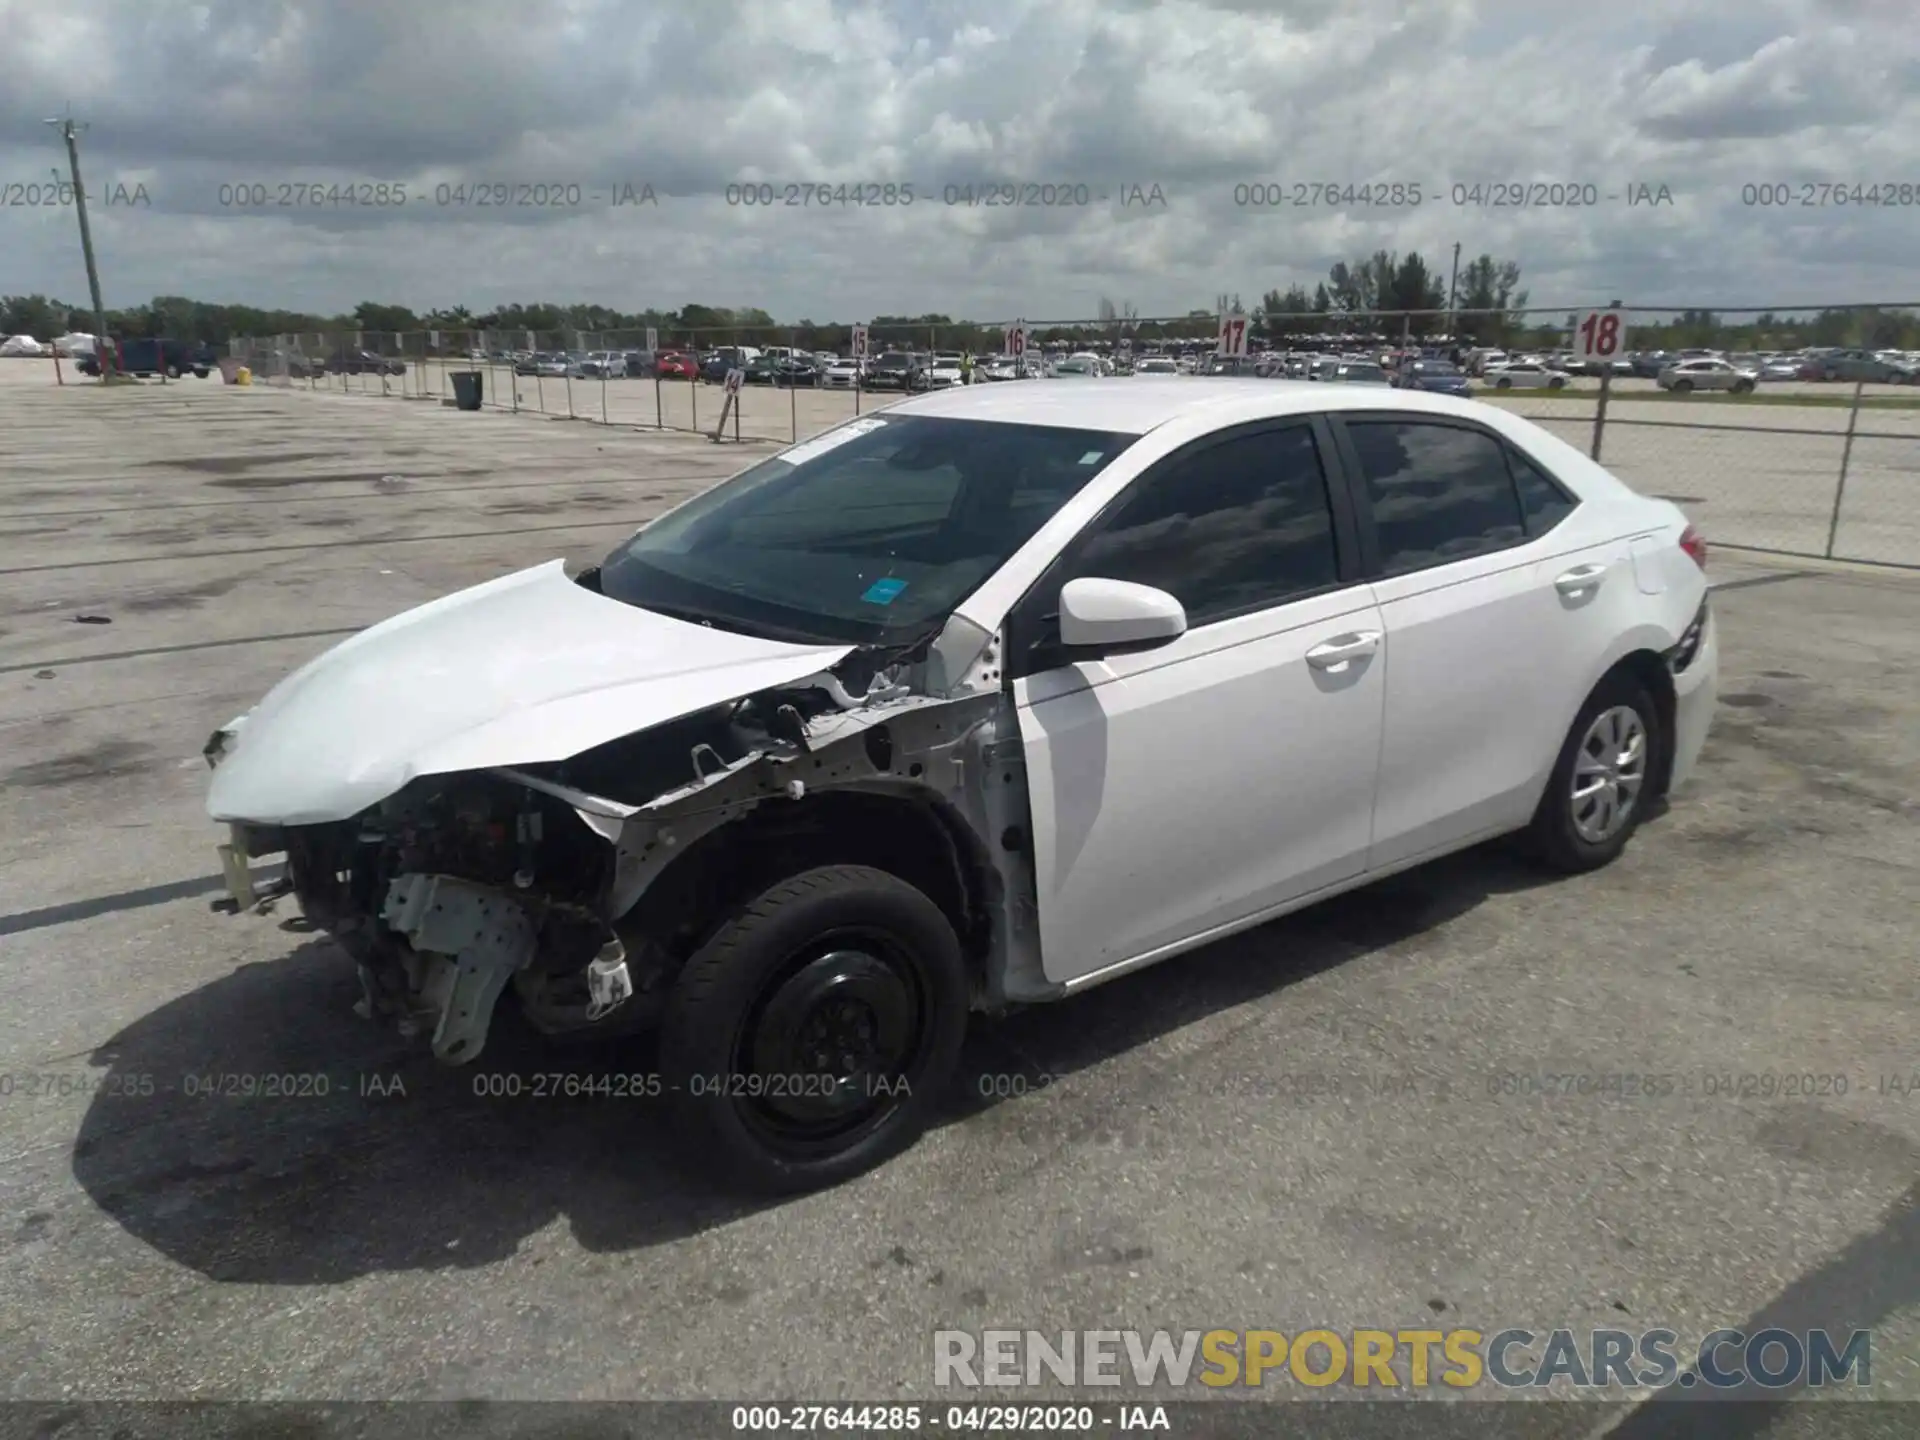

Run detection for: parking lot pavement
[[220, 361, 1920, 565], [1, 371, 1916, 1412]]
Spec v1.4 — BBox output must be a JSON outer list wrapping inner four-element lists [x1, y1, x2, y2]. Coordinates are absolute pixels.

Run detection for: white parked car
[[1657, 358, 1759, 394], [924, 357, 964, 388], [52, 332, 97, 357], [1134, 358, 1179, 375], [0, 334, 47, 357], [1483, 360, 1572, 390], [1051, 356, 1099, 377], [821, 359, 864, 389], [204, 381, 1717, 1194], [579, 351, 628, 379]]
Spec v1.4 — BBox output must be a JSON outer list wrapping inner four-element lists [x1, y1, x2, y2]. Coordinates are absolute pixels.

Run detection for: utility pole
[[45, 114, 112, 377], [1445, 241, 1461, 342]]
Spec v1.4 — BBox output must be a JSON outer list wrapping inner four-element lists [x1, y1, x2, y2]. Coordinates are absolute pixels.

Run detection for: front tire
[[658, 865, 968, 1194], [1495, 377, 1511, 390], [1521, 672, 1661, 874], [1673, 379, 1693, 394]]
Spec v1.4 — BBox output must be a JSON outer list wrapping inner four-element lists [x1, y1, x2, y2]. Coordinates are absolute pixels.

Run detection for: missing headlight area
[[231, 646, 1039, 1068]]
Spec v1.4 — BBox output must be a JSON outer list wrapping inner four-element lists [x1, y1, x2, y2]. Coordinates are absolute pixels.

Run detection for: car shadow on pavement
[[942, 839, 1570, 1126], [70, 841, 1563, 1285]]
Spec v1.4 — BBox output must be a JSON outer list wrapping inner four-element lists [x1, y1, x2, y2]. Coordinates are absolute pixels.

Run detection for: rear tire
[[1495, 377, 1512, 390], [658, 865, 968, 1194], [1521, 671, 1662, 874]]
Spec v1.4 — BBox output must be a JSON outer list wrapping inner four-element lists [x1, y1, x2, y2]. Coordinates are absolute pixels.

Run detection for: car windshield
[[1342, 365, 1387, 381], [597, 415, 1137, 646]]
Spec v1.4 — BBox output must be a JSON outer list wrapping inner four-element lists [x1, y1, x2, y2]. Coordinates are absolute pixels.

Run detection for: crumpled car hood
[[207, 559, 854, 826]]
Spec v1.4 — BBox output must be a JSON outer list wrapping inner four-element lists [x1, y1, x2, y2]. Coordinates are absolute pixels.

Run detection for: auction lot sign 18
[[1575, 307, 1625, 366]]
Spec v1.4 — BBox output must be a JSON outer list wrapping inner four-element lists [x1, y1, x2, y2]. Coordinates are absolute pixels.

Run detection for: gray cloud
[[2, 0, 1917, 320]]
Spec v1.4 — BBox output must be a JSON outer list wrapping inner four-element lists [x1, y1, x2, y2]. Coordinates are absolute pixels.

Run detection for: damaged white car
[[206, 382, 1717, 1192]]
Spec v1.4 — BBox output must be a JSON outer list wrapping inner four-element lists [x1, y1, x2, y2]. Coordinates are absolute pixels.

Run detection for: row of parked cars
[[449, 338, 1920, 396], [1466, 344, 1920, 387]]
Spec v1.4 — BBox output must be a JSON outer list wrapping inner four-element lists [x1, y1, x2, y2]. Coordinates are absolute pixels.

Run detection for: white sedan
[[1657, 358, 1759, 394], [1482, 360, 1573, 390], [203, 381, 1717, 1193], [820, 359, 864, 389]]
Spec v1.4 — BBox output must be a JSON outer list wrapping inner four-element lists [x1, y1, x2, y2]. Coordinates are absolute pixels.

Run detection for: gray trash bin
[[451, 371, 484, 410]]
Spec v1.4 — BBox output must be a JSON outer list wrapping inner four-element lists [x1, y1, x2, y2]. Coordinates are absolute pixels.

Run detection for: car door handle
[[1554, 564, 1608, 595], [1305, 631, 1381, 668]]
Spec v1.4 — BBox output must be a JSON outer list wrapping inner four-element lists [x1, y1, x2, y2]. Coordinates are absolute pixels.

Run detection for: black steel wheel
[[659, 865, 968, 1193]]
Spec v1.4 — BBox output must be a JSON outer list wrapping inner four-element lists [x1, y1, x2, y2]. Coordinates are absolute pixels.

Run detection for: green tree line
[[3, 271, 1914, 355]]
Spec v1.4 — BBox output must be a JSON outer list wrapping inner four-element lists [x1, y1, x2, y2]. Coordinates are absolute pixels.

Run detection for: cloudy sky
[[2, 0, 1917, 323]]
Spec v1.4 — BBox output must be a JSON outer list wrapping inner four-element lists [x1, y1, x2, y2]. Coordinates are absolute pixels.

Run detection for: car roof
[[889, 377, 1520, 435]]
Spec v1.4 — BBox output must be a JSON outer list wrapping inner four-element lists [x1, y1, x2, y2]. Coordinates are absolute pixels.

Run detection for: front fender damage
[[223, 635, 1045, 1066]]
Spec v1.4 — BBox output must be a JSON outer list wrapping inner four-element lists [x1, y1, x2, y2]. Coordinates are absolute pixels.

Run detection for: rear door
[[1327, 414, 1632, 869]]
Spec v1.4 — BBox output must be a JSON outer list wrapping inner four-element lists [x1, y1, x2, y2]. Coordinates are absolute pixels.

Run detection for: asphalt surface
[[0, 368, 1914, 1431]]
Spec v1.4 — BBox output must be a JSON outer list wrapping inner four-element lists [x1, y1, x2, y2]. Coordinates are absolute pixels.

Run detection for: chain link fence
[[224, 303, 1920, 568]]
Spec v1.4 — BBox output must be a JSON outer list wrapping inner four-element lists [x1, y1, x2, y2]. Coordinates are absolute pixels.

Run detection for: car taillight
[[1679, 524, 1707, 570]]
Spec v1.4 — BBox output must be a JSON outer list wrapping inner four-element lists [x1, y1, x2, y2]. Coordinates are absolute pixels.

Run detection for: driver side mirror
[[1054, 577, 1187, 660]]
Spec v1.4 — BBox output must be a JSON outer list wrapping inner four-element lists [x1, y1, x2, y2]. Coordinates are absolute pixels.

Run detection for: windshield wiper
[[635, 599, 843, 647]]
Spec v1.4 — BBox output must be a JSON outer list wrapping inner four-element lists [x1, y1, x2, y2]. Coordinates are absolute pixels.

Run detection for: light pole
[[1445, 241, 1461, 344], [45, 114, 112, 376]]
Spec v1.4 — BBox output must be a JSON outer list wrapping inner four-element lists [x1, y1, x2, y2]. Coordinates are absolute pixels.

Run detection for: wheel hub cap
[[1570, 705, 1648, 844]]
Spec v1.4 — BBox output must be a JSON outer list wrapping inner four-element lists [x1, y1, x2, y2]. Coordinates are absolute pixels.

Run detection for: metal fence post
[[690, 332, 700, 433], [1589, 301, 1621, 462], [1589, 368, 1612, 462], [789, 326, 798, 443], [1823, 381, 1866, 560]]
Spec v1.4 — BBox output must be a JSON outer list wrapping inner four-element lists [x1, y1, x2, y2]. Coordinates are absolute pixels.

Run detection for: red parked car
[[655, 351, 697, 379]]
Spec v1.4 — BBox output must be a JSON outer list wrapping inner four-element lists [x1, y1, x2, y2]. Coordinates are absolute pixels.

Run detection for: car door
[[1007, 417, 1385, 986], [1328, 414, 1627, 869]]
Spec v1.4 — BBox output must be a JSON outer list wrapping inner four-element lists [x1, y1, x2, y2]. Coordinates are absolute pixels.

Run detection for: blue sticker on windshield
[[862, 577, 908, 605]]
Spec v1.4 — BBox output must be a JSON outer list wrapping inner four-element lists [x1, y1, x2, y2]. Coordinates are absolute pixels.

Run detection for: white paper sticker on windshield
[[1078, 451, 1105, 465], [777, 416, 889, 467]]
